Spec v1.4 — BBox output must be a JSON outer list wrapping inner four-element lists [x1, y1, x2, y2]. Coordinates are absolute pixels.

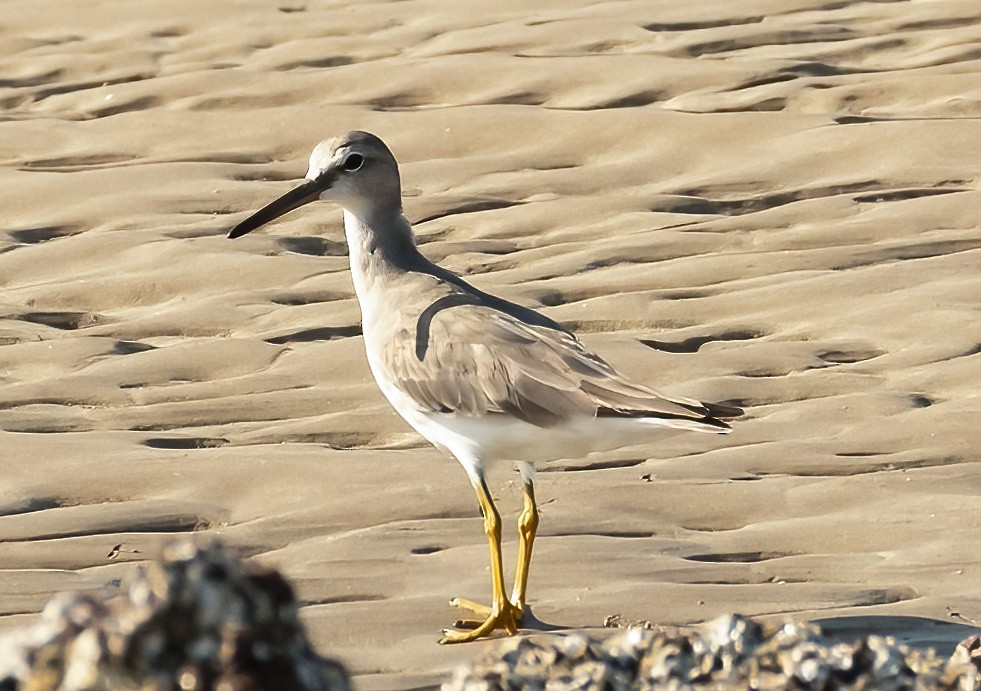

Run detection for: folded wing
[[384, 303, 736, 431]]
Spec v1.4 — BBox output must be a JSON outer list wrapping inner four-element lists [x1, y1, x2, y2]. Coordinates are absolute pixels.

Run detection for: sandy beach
[[1, 0, 979, 687]]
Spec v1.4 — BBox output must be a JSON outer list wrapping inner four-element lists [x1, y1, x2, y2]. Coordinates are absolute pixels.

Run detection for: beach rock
[[0, 540, 350, 691], [445, 613, 980, 690]]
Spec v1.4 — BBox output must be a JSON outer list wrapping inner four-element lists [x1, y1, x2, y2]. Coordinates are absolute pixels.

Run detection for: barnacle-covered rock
[[445, 613, 980, 690], [0, 540, 350, 691]]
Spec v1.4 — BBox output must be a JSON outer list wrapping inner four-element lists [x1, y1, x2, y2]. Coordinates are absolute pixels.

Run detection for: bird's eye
[[342, 153, 364, 172]]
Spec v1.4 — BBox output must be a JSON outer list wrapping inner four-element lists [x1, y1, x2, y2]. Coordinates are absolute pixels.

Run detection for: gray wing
[[384, 303, 731, 429]]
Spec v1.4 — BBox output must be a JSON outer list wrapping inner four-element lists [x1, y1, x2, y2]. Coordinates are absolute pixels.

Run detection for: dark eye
[[342, 153, 364, 172]]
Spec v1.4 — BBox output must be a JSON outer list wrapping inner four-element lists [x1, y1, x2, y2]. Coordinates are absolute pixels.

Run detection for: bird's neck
[[343, 207, 421, 302]]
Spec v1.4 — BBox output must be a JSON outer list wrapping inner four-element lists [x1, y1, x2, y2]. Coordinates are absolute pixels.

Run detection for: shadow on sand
[[814, 615, 980, 655]]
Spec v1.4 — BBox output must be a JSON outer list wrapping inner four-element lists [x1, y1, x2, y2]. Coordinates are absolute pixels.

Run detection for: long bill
[[227, 178, 324, 239]]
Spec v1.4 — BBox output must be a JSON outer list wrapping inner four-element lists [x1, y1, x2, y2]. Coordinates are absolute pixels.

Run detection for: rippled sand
[[1, 0, 979, 687]]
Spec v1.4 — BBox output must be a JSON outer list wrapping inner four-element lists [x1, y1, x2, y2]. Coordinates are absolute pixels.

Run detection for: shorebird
[[228, 131, 739, 643]]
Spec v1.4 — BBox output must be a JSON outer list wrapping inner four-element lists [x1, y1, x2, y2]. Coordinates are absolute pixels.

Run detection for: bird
[[227, 131, 740, 643]]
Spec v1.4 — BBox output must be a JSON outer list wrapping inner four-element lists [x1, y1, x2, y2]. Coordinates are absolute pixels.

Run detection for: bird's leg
[[510, 472, 539, 613], [440, 475, 522, 644]]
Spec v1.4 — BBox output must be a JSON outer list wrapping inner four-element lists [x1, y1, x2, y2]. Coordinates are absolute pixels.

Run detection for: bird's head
[[227, 130, 401, 239]]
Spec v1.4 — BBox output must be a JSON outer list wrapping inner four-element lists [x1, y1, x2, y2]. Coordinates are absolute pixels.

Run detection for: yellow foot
[[439, 597, 523, 644]]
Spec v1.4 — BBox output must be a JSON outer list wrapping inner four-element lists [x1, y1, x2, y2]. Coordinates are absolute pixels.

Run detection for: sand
[[1, 0, 979, 687]]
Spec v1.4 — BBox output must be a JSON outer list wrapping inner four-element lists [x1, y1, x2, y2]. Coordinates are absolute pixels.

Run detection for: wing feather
[[383, 302, 732, 429]]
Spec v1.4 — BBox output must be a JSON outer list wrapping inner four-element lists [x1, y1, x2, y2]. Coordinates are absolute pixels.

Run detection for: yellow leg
[[440, 475, 522, 644], [510, 474, 539, 612]]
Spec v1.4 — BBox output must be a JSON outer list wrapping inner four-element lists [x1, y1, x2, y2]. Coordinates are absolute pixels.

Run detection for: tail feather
[[597, 398, 739, 433]]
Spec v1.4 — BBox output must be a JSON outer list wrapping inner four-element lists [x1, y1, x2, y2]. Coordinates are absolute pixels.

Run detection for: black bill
[[227, 177, 324, 239]]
